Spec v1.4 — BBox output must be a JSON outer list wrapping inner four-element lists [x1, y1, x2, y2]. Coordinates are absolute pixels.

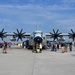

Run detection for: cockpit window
[[34, 32, 43, 34]]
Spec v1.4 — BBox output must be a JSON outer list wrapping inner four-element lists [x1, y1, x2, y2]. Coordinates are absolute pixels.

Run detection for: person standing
[[51, 44, 55, 51], [61, 44, 65, 53], [39, 43, 42, 52], [8, 42, 12, 50], [54, 44, 57, 52], [3, 41, 7, 53], [57, 44, 59, 50], [69, 43, 72, 52]]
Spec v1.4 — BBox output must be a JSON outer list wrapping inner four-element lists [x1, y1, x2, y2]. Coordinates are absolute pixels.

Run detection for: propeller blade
[[57, 38, 58, 41], [68, 33, 72, 35], [71, 29, 74, 33], [20, 38, 23, 41], [53, 38, 55, 41], [53, 29, 55, 34], [0, 29, 7, 40], [49, 32, 53, 35], [13, 35, 16, 38], [17, 29, 19, 34], [2, 28, 4, 33], [13, 29, 26, 41], [3, 32, 7, 34], [20, 29, 23, 34], [56, 29, 59, 34], [1, 37, 3, 41], [3, 35, 7, 37], [13, 32, 18, 35], [17, 37, 19, 41], [54, 37, 56, 40], [22, 32, 26, 35], [58, 32, 62, 35]]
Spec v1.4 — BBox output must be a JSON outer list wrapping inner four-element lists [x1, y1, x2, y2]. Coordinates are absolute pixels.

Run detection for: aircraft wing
[[6, 33, 31, 41], [45, 29, 75, 41], [45, 33, 69, 37], [0, 28, 31, 41], [45, 33, 69, 40], [6, 33, 15, 36], [6, 33, 30, 37], [23, 33, 31, 38], [60, 33, 69, 36], [45, 33, 52, 38]]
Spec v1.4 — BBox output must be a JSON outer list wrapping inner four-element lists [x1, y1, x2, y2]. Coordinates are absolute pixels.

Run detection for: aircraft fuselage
[[28, 30, 47, 49]]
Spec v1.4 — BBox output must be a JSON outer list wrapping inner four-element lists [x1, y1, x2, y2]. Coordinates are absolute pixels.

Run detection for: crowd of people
[[1, 40, 74, 54], [50, 43, 73, 53]]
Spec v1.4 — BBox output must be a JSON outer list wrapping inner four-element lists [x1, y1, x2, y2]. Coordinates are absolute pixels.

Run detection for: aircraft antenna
[[36, 25, 39, 30]]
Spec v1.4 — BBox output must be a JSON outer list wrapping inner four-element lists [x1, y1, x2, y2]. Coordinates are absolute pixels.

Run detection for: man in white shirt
[[39, 43, 42, 52]]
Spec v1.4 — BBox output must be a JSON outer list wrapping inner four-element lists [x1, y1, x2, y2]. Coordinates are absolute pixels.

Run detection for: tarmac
[[0, 46, 75, 75]]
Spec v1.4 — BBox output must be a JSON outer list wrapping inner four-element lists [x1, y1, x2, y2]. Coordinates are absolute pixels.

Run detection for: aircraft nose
[[34, 36, 42, 43]]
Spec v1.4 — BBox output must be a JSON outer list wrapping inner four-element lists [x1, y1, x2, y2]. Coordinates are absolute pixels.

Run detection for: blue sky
[[0, 0, 75, 41]]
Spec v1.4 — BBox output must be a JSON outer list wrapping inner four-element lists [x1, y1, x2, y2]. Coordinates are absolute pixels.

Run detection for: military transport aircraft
[[0, 28, 75, 49]]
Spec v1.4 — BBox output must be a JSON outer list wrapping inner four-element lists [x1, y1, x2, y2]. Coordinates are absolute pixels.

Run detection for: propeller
[[0, 28, 7, 40], [50, 29, 62, 41], [68, 29, 75, 41], [13, 29, 26, 41]]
